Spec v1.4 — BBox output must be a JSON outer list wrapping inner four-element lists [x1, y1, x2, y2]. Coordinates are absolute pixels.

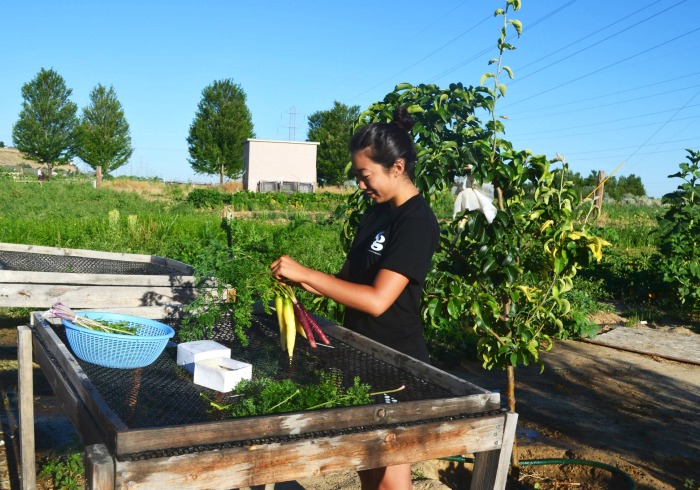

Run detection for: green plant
[[204, 372, 379, 417], [38, 449, 85, 489], [346, 2, 611, 474], [657, 149, 700, 311], [187, 79, 254, 184]]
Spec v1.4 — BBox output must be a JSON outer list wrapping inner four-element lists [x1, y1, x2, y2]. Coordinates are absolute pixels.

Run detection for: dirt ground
[[0, 314, 698, 490]]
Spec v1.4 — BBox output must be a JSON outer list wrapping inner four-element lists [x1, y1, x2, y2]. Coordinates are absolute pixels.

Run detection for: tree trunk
[[507, 364, 519, 479]]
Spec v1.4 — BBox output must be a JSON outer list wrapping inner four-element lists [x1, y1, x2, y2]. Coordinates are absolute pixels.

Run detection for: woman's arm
[[270, 256, 407, 317]]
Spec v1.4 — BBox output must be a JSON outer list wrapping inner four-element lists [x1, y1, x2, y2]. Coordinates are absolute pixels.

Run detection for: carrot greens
[[202, 372, 405, 418]]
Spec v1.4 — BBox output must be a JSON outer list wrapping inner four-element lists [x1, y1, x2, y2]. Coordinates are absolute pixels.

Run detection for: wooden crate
[[0, 242, 196, 310], [19, 307, 517, 490]]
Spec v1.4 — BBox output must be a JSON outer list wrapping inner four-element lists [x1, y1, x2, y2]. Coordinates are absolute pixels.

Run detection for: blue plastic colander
[[62, 312, 175, 369]]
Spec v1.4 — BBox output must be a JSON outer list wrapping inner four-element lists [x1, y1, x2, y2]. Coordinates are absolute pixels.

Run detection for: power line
[[512, 0, 687, 85], [505, 72, 700, 117], [563, 136, 700, 156], [431, 0, 580, 82], [623, 88, 700, 164], [515, 0, 667, 73], [513, 115, 700, 141], [513, 102, 700, 136], [501, 27, 700, 108], [512, 84, 700, 121], [346, 12, 492, 101]]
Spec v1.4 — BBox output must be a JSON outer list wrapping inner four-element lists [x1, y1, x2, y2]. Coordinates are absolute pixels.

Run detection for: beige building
[[242, 139, 319, 192]]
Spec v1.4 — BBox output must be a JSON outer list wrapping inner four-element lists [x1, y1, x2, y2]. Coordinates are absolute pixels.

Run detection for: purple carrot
[[292, 301, 317, 348], [298, 301, 331, 345]]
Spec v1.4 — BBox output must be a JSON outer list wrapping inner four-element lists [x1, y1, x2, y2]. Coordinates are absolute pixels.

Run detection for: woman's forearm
[[300, 268, 407, 317]]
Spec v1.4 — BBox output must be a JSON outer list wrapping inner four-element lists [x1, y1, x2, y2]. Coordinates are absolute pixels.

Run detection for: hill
[[0, 146, 79, 173]]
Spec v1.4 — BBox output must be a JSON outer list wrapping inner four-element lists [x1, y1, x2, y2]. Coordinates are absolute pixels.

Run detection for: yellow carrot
[[295, 315, 307, 339], [275, 295, 286, 351], [283, 297, 296, 357]]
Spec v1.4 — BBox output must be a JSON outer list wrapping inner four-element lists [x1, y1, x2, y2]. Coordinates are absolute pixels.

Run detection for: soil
[[0, 312, 698, 490]]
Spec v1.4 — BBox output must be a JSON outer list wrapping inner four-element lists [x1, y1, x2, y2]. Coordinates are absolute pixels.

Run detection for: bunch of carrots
[[273, 282, 330, 358]]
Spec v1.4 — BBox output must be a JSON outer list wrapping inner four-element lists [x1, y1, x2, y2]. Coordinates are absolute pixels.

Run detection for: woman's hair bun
[[393, 106, 415, 132]]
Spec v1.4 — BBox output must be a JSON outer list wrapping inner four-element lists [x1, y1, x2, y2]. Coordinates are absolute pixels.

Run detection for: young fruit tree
[[340, 0, 610, 475], [76, 84, 134, 177], [12, 68, 79, 178], [657, 149, 700, 311]]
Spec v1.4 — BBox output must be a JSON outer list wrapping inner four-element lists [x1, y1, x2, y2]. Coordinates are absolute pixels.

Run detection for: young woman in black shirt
[[271, 106, 439, 490]]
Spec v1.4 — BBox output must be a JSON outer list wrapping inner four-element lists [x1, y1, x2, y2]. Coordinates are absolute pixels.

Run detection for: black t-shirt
[[343, 194, 439, 362]]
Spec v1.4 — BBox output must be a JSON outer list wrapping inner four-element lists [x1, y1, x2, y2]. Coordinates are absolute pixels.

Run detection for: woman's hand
[[270, 255, 309, 284]]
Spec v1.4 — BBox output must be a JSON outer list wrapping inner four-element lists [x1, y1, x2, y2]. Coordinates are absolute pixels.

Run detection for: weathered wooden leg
[[85, 444, 115, 490], [18, 325, 36, 490], [470, 411, 518, 490]]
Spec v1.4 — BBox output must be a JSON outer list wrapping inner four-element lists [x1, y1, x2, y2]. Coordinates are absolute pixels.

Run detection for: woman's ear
[[393, 158, 406, 175]]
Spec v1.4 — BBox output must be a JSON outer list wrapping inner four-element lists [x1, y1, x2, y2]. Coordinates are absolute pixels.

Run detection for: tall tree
[[12, 68, 79, 177], [187, 79, 254, 184], [76, 84, 134, 176], [307, 101, 360, 186]]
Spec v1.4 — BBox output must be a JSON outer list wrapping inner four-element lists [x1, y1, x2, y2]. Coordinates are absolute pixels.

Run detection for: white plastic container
[[176, 340, 231, 374], [193, 357, 252, 392]]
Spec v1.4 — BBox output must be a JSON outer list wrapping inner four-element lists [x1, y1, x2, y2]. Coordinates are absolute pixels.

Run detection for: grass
[[0, 176, 693, 328]]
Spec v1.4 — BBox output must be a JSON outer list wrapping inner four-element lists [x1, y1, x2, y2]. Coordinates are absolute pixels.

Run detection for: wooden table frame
[[0, 243, 196, 309], [18, 310, 517, 490]]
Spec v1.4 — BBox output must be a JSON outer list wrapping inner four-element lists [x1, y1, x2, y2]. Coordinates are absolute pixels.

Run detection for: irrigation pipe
[[440, 455, 636, 489]]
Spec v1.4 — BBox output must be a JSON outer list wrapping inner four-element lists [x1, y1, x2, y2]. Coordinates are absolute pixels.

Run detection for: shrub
[[657, 150, 700, 311]]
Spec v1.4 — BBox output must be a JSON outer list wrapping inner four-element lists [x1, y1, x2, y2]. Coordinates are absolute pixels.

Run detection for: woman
[[270, 106, 439, 490]]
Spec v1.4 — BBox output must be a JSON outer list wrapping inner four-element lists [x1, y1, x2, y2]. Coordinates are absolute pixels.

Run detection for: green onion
[[49, 302, 138, 335]]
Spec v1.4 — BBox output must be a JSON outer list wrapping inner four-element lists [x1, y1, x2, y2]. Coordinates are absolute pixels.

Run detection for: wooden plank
[[0, 270, 194, 287], [17, 325, 36, 490], [112, 413, 508, 490], [0, 242, 193, 274], [1, 284, 197, 308], [30, 315, 128, 444], [114, 393, 498, 455], [317, 318, 493, 396], [584, 326, 700, 365], [470, 411, 518, 490], [85, 444, 115, 490], [32, 334, 113, 447]]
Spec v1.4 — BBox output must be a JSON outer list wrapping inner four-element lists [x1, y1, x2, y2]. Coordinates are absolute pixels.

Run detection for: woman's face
[[351, 150, 397, 204]]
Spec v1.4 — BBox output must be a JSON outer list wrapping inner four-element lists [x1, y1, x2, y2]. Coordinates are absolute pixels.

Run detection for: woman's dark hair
[[350, 106, 417, 179]]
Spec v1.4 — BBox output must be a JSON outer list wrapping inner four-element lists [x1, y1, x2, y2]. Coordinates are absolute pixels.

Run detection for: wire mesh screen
[[49, 311, 461, 431], [0, 250, 186, 275]]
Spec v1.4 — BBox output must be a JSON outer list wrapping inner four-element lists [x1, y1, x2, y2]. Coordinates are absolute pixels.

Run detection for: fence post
[[595, 170, 605, 210]]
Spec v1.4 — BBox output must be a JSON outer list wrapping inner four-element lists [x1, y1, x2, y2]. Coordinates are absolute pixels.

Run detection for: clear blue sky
[[1, 0, 699, 197]]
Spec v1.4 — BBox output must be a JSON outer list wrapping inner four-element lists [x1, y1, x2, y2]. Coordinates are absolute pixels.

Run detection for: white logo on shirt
[[370, 232, 386, 253]]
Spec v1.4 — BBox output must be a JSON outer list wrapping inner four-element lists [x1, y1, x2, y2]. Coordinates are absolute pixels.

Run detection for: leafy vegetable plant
[[203, 372, 404, 417]]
